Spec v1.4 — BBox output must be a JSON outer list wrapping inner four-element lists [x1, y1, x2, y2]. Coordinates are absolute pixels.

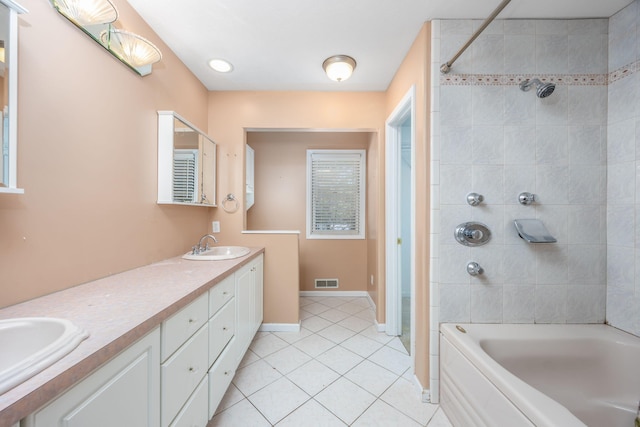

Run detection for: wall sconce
[[50, 0, 162, 76], [322, 55, 356, 82], [51, 0, 117, 26]]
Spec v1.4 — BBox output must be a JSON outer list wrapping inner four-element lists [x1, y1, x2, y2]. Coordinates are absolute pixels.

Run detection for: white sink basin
[[182, 246, 251, 261], [0, 317, 89, 395]]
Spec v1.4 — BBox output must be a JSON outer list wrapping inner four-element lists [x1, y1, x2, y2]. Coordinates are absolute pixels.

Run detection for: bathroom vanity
[[0, 249, 264, 427]]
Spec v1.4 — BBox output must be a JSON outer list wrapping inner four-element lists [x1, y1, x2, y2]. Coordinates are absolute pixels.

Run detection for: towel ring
[[222, 193, 239, 213]]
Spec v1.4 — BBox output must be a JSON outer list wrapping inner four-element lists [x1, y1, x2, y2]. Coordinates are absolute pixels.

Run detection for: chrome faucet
[[192, 234, 218, 254]]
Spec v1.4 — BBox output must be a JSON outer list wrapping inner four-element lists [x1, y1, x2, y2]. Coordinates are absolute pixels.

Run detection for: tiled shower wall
[[431, 18, 608, 328], [607, 0, 640, 337]]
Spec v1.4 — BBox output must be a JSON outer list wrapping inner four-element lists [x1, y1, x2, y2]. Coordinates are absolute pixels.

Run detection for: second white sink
[[182, 246, 250, 261], [0, 317, 89, 395]]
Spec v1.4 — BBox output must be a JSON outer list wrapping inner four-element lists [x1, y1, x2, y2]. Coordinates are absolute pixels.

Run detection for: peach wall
[[207, 92, 386, 324], [384, 23, 431, 387], [246, 131, 370, 292], [0, 0, 211, 308]]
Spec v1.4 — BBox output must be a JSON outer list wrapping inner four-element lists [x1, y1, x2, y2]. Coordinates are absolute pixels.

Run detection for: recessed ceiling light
[[208, 58, 233, 73]]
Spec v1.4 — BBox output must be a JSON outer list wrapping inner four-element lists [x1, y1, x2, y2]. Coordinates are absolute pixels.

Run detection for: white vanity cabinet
[[23, 328, 161, 427]]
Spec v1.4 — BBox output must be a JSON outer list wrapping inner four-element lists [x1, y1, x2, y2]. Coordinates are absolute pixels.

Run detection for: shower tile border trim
[[439, 60, 639, 87]]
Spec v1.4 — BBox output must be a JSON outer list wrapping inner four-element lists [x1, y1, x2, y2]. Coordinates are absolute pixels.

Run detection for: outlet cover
[[212, 221, 220, 233]]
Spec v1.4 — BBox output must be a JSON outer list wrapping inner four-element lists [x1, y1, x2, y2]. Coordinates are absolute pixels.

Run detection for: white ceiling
[[127, 0, 634, 92]]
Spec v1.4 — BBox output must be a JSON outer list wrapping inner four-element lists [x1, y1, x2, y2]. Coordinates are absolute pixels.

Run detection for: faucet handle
[[191, 245, 199, 255]]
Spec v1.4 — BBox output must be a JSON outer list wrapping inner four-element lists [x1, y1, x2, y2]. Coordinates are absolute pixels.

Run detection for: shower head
[[519, 78, 555, 98]]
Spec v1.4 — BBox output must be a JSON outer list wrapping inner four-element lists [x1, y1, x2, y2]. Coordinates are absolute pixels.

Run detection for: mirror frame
[[157, 111, 217, 207], [0, 0, 27, 194]]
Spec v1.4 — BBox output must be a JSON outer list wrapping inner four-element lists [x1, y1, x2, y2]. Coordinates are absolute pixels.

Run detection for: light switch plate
[[212, 221, 220, 233]]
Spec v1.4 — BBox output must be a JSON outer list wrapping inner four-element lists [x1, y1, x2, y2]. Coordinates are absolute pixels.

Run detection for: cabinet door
[[234, 262, 255, 364], [253, 255, 264, 333], [25, 328, 160, 427]]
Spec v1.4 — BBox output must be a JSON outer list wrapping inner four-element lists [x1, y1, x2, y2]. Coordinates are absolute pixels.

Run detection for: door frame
[[385, 86, 416, 360]]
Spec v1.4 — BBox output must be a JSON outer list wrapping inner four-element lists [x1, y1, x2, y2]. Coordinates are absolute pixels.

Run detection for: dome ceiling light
[[322, 55, 356, 82]]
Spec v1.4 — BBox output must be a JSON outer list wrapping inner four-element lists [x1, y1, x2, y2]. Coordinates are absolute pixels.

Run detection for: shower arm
[[440, 0, 512, 74]]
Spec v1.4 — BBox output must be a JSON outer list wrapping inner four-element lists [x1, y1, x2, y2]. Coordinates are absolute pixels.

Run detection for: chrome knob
[[518, 192, 535, 205], [467, 262, 484, 276], [466, 193, 484, 206], [464, 229, 483, 240]]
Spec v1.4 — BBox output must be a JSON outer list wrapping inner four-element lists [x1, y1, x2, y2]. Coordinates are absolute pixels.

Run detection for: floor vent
[[315, 278, 339, 289]]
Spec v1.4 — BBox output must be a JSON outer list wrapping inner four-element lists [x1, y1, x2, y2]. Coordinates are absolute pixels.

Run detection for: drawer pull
[[188, 366, 197, 373], [188, 318, 196, 324], [222, 291, 228, 295], [223, 326, 228, 331]]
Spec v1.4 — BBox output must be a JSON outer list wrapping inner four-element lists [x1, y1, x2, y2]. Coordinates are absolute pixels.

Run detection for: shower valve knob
[[466, 193, 484, 206], [467, 262, 484, 276], [518, 192, 535, 205]]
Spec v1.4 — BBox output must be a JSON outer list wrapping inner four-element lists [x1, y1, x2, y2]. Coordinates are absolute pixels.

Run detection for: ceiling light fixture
[[322, 55, 356, 82], [209, 58, 233, 73]]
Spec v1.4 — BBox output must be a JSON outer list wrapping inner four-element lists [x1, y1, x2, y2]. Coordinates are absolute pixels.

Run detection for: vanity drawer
[[169, 375, 208, 427], [161, 324, 208, 427], [209, 274, 235, 316], [161, 292, 208, 362], [208, 298, 235, 367], [207, 343, 237, 419]]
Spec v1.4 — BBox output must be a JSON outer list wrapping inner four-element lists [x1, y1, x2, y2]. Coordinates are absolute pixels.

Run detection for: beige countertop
[[0, 247, 264, 427]]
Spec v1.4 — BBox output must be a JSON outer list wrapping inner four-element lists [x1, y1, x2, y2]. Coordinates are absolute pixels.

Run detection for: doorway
[[385, 87, 416, 359]]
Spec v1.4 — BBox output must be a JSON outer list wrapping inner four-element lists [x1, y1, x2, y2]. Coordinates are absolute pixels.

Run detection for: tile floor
[[208, 295, 452, 426]]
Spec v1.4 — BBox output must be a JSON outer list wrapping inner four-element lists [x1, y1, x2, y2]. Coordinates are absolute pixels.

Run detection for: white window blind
[[173, 149, 198, 203], [307, 149, 366, 239]]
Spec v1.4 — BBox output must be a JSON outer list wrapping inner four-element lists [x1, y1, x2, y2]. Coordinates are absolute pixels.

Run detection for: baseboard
[[299, 290, 370, 297], [412, 375, 431, 403], [375, 321, 385, 333], [259, 322, 301, 332]]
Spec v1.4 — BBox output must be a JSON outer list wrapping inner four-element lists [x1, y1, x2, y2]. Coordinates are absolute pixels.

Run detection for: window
[[173, 149, 198, 203], [307, 149, 366, 239]]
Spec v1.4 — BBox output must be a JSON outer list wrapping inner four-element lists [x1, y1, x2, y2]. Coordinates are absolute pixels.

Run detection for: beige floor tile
[[314, 378, 376, 425], [318, 308, 352, 323], [276, 399, 347, 427], [232, 359, 282, 396], [344, 360, 399, 397], [272, 327, 313, 344], [317, 323, 357, 343], [301, 315, 333, 332], [293, 333, 335, 357], [337, 315, 372, 332], [427, 407, 454, 427], [340, 334, 384, 358], [380, 377, 439, 425], [304, 302, 333, 315], [208, 398, 270, 427], [248, 377, 310, 424], [287, 359, 341, 396], [316, 345, 364, 375], [368, 345, 412, 375], [352, 399, 422, 427], [264, 345, 313, 374], [249, 333, 290, 358], [214, 383, 244, 415]]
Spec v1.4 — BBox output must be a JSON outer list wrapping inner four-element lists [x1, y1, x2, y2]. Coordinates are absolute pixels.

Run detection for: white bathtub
[[440, 323, 640, 427]]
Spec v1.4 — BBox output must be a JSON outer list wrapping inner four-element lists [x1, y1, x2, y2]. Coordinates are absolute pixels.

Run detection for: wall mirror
[[157, 111, 217, 207], [49, 0, 161, 76], [0, 0, 26, 194]]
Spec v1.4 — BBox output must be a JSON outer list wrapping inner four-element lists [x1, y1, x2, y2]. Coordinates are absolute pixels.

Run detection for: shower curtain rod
[[440, 0, 512, 74]]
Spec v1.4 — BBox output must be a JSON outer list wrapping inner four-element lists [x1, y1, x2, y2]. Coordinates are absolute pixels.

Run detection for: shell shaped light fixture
[[51, 0, 118, 26], [322, 55, 356, 82], [100, 28, 162, 68]]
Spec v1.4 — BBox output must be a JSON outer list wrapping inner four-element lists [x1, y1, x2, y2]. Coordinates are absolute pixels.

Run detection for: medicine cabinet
[[0, 0, 27, 194], [157, 111, 217, 207]]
